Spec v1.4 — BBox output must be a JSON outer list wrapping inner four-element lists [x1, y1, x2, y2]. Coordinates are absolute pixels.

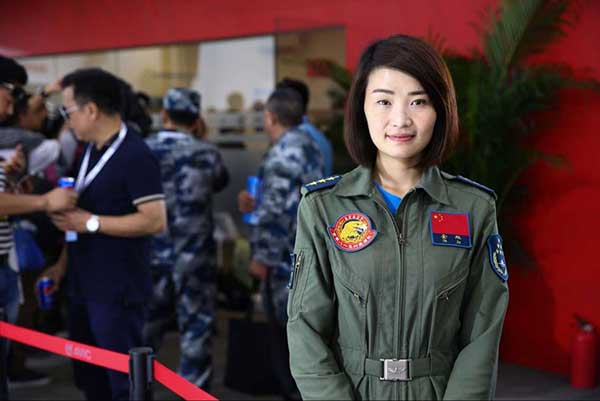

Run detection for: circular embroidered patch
[[328, 212, 378, 252]]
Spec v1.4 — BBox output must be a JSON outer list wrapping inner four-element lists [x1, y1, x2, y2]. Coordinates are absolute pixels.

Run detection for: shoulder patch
[[302, 175, 342, 195], [487, 234, 508, 281], [442, 172, 497, 199]]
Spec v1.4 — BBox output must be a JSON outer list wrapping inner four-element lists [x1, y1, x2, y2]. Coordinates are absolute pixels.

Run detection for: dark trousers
[[264, 272, 299, 400], [68, 299, 145, 400]]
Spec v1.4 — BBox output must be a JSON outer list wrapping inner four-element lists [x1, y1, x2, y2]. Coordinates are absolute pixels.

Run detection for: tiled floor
[[7, 309, 600, 400]]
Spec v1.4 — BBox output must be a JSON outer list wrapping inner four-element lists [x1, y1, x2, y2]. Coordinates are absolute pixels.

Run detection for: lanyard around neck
[[75, 123, 127, 193]]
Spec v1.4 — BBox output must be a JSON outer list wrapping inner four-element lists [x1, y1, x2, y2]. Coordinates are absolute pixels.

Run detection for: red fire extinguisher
[[571, 315, 597, 389]]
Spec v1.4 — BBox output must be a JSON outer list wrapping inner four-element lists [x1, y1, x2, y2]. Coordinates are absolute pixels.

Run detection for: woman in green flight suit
[[287, 34, 509, 400]]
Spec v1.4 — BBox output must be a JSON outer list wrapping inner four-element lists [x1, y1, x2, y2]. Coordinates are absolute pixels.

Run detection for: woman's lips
[[386, 133, 416, 143]]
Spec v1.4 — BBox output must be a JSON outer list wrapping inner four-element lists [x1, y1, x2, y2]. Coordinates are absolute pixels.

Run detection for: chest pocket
[[430, 268, 469, 352], [330, 259, 369, 350]]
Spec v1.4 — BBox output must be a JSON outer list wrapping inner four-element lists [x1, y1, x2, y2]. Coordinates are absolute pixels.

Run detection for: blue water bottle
[[243, 176, 261, 225], [59, 177, 78, 242]]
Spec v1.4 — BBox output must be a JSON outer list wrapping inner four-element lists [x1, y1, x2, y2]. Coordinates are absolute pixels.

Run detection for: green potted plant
[[440, 0, 599, 264], [323, 0, 598, 264]]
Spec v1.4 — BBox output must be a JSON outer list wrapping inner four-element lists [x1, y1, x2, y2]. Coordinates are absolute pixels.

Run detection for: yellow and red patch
[[328, 212, 378, 252]]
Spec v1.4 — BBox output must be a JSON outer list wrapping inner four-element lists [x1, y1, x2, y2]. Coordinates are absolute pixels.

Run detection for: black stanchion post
[[129, 347, 154, 401], [0, 308, 8, 401]]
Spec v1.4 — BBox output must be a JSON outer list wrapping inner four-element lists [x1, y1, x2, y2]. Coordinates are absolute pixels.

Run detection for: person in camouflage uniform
[[144, 88, 228, 391], [238, 87, 324, 399]]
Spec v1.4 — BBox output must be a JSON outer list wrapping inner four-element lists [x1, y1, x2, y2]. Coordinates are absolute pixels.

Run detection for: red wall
[[2, 0, 600, 377], [0, 0, 497, 65]]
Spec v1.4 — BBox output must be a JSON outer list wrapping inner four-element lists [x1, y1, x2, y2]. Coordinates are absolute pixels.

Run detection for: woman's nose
[[390, 104, 412, 128]]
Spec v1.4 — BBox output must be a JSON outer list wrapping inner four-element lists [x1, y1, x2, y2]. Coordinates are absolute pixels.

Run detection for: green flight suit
[[287, 165, 509, 400]]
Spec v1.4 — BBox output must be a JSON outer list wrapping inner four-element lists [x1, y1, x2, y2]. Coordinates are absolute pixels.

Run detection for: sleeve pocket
[[287, 248, 313, 321]]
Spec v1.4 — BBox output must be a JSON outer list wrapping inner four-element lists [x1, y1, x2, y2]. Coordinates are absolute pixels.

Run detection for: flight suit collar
[[334, 164, 450, 205], [417, 165, 451, 205], [333, 165, 374, 197]]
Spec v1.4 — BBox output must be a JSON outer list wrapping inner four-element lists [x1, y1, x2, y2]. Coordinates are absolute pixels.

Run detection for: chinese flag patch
[[430, 211, 472, 248]]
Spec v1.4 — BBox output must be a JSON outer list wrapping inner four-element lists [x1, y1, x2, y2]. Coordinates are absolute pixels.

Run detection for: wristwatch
[[85, 215, 100, 233]]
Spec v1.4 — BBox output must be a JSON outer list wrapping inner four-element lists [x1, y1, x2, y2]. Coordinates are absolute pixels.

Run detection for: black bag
[[224, 311, 280, 395]]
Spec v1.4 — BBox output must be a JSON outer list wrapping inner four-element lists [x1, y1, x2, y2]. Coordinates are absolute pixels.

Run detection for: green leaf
[[483, 0, 573, 74]]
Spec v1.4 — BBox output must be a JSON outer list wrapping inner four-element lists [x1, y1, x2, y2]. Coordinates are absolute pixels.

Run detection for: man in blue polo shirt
[[44, 68, 167, 400]]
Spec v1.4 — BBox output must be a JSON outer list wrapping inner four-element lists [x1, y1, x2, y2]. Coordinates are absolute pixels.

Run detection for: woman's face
[[363, 67, 437, 166]]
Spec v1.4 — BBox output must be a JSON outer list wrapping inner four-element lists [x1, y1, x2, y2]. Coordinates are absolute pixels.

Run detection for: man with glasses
[[58, 104, 79, 120], [42, 68, 166, 400]]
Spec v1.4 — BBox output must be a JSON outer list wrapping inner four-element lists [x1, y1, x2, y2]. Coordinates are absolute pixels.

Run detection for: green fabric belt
[[364, 356, 449, 380]]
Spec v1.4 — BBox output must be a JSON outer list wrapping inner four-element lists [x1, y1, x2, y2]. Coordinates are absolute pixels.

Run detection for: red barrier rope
[[0, 321, 128, 373], [154, 361, 216, 401], [0, 321, 216, 400]]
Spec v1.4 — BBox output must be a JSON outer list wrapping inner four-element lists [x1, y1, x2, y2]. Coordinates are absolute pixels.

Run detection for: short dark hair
[[265, 88, 304, 128], [13, 88, 30, 116], [0, 55, 27, 85], [276, 78, 309, 114], [166, 110, 198, 127], [344, 34, 459, 168], [61, 68, 122, 115], [136, 91, 151, 109]]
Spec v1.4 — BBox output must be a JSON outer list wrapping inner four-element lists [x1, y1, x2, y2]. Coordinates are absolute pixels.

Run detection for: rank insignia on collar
[[430, 211, 472, 248], [328, 212, 378, 252], [487, 234, 508, 281]]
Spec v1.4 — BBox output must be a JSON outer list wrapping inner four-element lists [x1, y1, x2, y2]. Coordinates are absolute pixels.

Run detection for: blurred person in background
[[0, 56, 78, 388], [119, 80, 153, 138], [144, 88, 228, 391], [4, 71, 66, 390], [42, 68, 166, 400], [0, 65, 64, 183], [0, 55, 27, 124], [12, 90, 47, 132], [136, 91, 151, 116], [237, 88, 324, 400], [277, 78, 333, 176], [191, 115, 208, 140]]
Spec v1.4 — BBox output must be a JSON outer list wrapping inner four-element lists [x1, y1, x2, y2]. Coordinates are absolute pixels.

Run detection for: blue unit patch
[[487, 234, 508, 281], [303, 175, 342, 193]]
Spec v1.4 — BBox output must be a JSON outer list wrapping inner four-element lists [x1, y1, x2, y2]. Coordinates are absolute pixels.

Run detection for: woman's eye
[[411, 98, 428, 106], [376, 99, 391, 106]]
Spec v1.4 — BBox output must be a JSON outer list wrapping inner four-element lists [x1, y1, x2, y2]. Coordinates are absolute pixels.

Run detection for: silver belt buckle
[[380, 358, 412, 381]]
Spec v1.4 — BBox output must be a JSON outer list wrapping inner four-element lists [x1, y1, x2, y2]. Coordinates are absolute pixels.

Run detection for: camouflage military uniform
[[251, 127, 324, 323], [144, 130, 228, 390]]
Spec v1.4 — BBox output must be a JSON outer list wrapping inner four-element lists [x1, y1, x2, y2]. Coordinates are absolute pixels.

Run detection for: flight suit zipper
[[288, 250, 304, 290], [374, 189, 413, 400], [287, 251, 305, 319], [397, 191, 412, 401]]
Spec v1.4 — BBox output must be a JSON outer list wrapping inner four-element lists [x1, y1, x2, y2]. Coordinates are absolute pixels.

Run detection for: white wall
[[193, 36, 275, 111]]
